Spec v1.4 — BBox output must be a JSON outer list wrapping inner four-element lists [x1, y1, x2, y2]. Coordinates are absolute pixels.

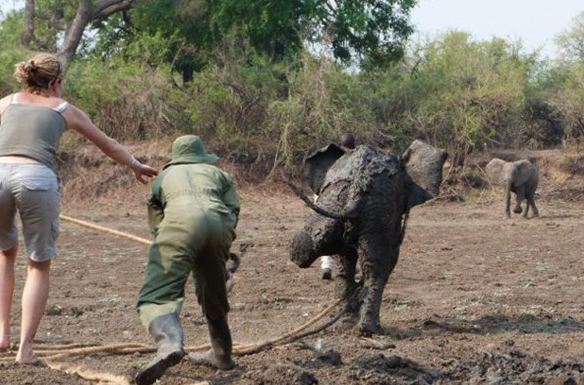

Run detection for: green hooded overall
[[135, 135, 240, 385]]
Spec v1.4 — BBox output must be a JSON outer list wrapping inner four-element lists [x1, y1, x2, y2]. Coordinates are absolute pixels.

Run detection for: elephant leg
[[358, 246, 398, 336], [514, 186, 525, 215], [335, 254, 360, 316], [528, 194, 539, 218], [504, 181, 512, 218]]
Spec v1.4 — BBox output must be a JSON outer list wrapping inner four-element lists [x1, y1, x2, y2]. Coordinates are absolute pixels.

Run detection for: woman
[[0, 53, 157, 364]]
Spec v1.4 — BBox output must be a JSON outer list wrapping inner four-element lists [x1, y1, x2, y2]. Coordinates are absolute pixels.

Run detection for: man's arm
[[147, 177, 164, 233], [222, 174, 241, 228]]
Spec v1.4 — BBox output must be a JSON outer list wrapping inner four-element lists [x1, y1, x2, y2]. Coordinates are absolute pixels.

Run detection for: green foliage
[[183, 39, 284, 156], [64, 53, 181, 141], [555, 11, 584, 61], [127, 0, 210, 78], [367, 32, 534, 163], [520, 61, 566, 148], [306, 0, 417, 68], [0, 11, 28, 95], [0, 9, 23, 49], [544, 62, 584, 144], [265, 54, 376, 171], [115, 0, 417, 77], [2, 2, 584, 177], [0, 48, 27, 96], [208, 0, 305, 59]]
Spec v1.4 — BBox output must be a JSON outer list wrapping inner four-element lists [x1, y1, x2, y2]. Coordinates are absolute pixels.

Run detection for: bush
[[183, 40, 282, 160], [65, 54, 183, 141], [369, 32, 533, 164], [264, 54, 376, 173]]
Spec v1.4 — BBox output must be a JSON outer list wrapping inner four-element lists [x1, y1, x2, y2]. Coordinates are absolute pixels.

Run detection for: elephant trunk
[[289, 229, 317, 268], [504, 178, 512, 217]]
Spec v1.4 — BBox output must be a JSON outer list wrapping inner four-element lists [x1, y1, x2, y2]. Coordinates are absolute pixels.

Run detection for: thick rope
[[46, 362, 131, 385], [235, 298, 347, 355], [59, 215, 151, 245], [0, 298, 344, 363], [3, 214, 348, 384], [0, 301, 344, 384]]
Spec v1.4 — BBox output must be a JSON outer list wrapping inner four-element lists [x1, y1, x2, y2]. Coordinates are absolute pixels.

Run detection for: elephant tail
[[226, 241, 250, 292]]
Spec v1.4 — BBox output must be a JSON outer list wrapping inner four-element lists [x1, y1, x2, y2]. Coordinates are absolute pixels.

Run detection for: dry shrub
[[65, 59, 182, 141], [58, 140, 172, 209], [556, 153, 584, 176]]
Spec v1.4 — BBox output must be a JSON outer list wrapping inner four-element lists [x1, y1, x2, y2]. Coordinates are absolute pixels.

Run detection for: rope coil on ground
[[0, 214, 348, 384]]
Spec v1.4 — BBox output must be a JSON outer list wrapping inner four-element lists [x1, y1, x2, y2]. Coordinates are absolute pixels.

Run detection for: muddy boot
[[135, 313, 185, 385], [189, 315, 234, 370]]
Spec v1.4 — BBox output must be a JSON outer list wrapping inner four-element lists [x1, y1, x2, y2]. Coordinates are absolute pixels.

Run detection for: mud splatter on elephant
[[288, 140, 447, 335], [485, 158, 539, 218]]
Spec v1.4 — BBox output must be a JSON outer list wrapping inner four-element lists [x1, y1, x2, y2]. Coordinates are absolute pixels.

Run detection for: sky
[[1, 0, 583, 58], [0, 0, 18, 15], [410, 0, 584, 58]]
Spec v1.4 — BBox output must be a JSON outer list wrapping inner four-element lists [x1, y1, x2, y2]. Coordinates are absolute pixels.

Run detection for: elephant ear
[[405, 179, 433, 209], [304, 144, 346, 195], [401, 140, 448, 198]]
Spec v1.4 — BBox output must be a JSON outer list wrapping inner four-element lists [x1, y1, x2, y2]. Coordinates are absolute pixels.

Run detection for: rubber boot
[[134, 313, 185, 385], [189, 315, 235, 370]]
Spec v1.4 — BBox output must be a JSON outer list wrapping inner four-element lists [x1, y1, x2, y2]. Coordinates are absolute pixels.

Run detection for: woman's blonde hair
[[14, 53, 62, 94]]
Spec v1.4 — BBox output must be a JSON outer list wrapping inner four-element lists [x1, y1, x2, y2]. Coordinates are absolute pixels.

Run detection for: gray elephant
[[288, 140, 447, 335], [485, 158, 539, 218]]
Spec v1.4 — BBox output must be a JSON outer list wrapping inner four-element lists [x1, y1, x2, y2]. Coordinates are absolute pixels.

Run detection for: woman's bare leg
[[16, 259, 51, 364], [0, 245, 17, 351]]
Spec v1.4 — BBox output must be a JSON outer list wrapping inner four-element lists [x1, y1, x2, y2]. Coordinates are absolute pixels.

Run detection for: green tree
[[0, 9, 28, 95], [368, 32, 535, 163], [18, 0, 141, 68], [208, 0, 416, 67], [544, 63, 584, 145], [556, 11, 584, 61], [115, 0, 417, 81], [308, 0, 416, 68]]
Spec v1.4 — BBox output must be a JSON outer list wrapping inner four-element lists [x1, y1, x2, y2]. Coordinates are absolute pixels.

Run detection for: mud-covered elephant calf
[[288, 140, 447, 335], [485, 158, 539, 218]]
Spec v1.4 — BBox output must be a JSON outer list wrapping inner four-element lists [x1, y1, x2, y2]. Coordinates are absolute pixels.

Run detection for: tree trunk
[[56, 0, 93, 70], [20, 0, 35, 46], [22, 0, 138, 70]]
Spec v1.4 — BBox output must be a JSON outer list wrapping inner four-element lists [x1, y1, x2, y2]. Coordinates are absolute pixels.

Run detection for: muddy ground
[[2, 181, 584, 384]]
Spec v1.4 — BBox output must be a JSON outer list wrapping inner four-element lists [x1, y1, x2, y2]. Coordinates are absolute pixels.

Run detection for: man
[[319, 132, 356, 280], [135, 135, 241, 385]]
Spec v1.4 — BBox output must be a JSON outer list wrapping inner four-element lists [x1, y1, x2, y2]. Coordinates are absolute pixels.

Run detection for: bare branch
[[95, 0, 137, 18]]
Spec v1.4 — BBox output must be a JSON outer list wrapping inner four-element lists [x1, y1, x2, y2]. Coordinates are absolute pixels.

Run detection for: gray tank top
[[0, 95, 68, 173]]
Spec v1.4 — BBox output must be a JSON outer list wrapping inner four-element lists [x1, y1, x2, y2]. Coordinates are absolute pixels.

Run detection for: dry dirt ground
[[2, 186, 584, 385]]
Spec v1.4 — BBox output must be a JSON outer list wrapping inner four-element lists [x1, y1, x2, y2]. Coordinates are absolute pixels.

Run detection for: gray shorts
[[0, 163, 61, 261]]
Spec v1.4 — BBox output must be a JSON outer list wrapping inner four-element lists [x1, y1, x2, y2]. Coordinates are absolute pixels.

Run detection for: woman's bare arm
[[63, 104, 158, 183]]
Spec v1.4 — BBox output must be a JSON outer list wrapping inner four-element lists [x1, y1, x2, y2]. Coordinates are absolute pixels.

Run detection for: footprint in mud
[[293, 348, 343, 369], [242, 364, 318, 385], [442, 350, 584, 384], [45, 305, 86, 317], [349, 353, 442, 384]]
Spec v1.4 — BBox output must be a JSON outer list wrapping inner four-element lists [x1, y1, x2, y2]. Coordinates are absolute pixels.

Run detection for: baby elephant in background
[[485, 158, 539, 218]]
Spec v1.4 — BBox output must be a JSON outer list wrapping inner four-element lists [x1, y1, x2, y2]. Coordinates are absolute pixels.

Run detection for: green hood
[[163, 135, 219, 170]]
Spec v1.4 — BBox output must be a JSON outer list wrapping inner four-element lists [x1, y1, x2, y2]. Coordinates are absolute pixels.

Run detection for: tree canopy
[[9, 0, 418, 72]]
